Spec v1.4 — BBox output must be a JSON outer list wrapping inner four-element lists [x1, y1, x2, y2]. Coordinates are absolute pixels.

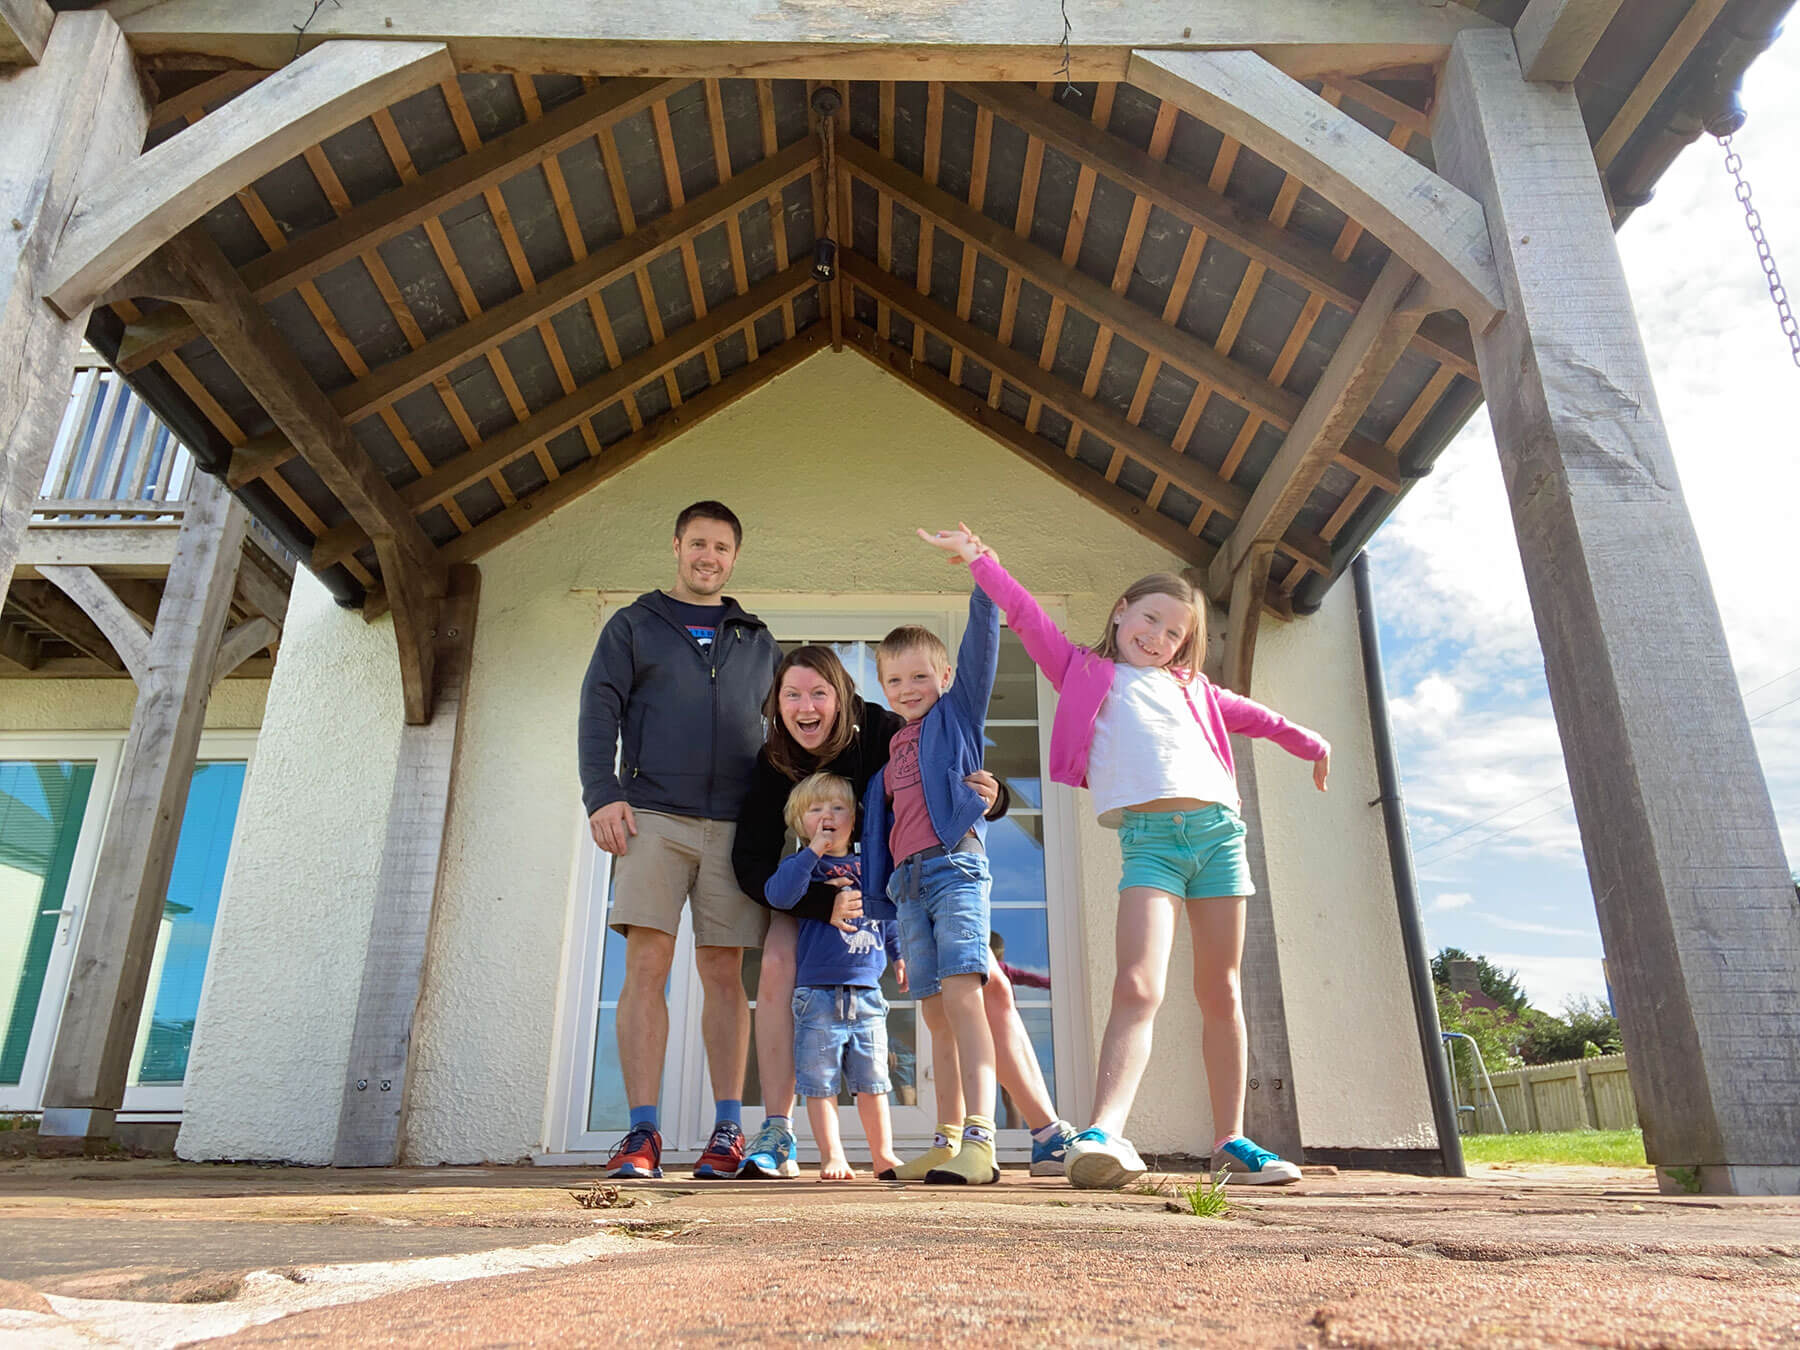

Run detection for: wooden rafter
[[839, 137, 1403, 498], [46, 41, 455, 318], [1127, 49, 1505, 329], [162, 228, 448, 722], [117, 76, 682, 374], [6, 578, 128, 672]]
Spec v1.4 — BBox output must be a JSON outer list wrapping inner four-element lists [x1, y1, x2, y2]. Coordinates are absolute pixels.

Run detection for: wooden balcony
[[4, 358, 293, 679]]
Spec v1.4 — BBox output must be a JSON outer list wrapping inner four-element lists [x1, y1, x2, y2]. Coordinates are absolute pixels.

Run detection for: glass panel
[[131, 761, 246, 1085], [0, 761, 95, 1086], [983, 725, 1042, 808], [994, 1006, 1056, 1126], [887, 1003, 919, 1107], [987, 815, 1045, 904], [989, 907, 1051, 992], [587, 1007, 629, 1134], [988, 631, 1039, 722]]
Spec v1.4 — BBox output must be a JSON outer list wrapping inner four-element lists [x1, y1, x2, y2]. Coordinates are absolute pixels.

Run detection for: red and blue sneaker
[[693, 1120, 746, 1179], [605, 1123, 663, 1179]]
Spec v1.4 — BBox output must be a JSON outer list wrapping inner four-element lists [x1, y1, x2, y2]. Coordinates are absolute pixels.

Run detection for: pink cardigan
[[970, 555, 1329, 790]]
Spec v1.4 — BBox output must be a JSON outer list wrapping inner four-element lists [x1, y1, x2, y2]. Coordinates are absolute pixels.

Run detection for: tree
[[1430, 947, 1530, 1014], [1517, 994, 1622, 1065]]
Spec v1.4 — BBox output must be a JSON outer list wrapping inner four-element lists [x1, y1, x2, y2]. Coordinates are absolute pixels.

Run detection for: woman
[[733, 644, 1074, 1179]]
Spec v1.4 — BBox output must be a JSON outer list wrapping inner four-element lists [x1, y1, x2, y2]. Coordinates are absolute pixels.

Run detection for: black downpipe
[[1351, 551, 1466, 1177]]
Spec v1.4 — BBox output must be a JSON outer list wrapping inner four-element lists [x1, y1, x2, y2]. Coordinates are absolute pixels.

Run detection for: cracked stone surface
[[1, 1158, 1797, 1346]]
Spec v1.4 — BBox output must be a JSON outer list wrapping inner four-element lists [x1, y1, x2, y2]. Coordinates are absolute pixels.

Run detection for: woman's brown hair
[[762, 644, 862, 782], [1092, 572, 1209, 682]]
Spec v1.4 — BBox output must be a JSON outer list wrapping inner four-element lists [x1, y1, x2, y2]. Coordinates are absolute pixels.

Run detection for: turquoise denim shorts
[[1116, 804, 1255, 899]]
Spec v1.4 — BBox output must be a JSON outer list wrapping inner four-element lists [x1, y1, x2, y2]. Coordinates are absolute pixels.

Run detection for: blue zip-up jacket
[[765, 849, 902, 988], [860, 582, 1001, 919]]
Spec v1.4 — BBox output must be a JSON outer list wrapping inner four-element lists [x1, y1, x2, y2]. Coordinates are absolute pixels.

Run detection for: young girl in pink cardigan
[[919, 524, 1330, 1189]]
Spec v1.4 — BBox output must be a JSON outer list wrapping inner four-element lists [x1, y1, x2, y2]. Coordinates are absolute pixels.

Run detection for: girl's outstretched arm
[[1215, 685, 1330, 788]]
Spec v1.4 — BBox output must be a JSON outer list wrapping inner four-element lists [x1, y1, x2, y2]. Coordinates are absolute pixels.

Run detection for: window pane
[[990, 908, 1051, 990], [989, 631, 1039, 722], [132, 761, 246, 1085], [987, 815, 1045, 904], [887, 1004, 918, 1108], [993, 1007, 1056, 1127], [0, 762, 96, 1086], [983, 725, 1042, 808], [587, 1007, 630, 1133]]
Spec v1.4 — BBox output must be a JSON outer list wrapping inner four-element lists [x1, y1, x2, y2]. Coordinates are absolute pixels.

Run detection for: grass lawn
[[1462, 1129, 1647, 1168]]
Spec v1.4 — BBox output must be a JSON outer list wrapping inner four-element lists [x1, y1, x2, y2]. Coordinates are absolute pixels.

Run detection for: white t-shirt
[[1087, 664, 1240, 827]]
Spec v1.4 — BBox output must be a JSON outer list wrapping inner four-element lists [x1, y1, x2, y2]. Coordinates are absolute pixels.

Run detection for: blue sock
[[629, 1104, 658, 1132], [715, 1099, 742, 1129]]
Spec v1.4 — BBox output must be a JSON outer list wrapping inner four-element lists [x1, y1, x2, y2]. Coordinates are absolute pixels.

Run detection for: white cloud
[[1430, 892, 1474, 912], [1487, 955, 1610, 1014], [1485, 915, 1598, 941]]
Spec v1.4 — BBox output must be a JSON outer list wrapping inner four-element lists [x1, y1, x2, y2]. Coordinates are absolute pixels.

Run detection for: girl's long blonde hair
[[1093, 572, 1209, 682]]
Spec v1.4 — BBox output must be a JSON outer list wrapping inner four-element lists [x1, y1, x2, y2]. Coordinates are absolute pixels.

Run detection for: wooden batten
[[334, 564, 481, 1167]]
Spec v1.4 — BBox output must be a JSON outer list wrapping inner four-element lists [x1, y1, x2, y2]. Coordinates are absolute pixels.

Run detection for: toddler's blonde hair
[[784, 772, 857, 838]]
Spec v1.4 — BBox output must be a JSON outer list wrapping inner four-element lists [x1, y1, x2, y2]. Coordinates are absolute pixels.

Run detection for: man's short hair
[[674, 500, 743, 547], [784, 772, 856, 837], [877, 625, 950, 672]]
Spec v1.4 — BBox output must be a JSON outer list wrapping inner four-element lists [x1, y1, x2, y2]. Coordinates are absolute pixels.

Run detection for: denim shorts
[[885, 848, 992, 1000], [792, 985, 891, 1099], [1117, 805, 1255, 899]]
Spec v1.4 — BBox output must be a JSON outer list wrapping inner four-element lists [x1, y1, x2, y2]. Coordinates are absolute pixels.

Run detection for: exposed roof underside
[[79, 0, 1792, 616]]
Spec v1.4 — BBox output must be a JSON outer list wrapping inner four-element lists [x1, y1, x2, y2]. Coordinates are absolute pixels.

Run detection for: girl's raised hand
[[1313, 751, 1330, 792], [916, 522, 988, 566]]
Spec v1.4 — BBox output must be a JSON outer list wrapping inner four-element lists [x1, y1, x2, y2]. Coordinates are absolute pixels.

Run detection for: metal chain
[[1717, 134, 1800, 369], [1056, 0, 1077, 101]]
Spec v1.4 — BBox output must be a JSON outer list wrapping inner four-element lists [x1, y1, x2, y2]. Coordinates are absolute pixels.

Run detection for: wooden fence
[[1454, 1052, 1639, 1134]]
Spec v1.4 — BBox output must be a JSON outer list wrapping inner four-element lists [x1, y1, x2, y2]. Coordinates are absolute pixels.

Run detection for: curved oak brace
[[210, 616, 279, 687], [1127, 48, 1505, 331], [44, 39, 453, 318], [37, 563, 152, 682]]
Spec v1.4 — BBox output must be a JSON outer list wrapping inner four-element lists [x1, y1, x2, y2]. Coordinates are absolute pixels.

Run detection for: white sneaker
[[1214, 1135, 1302, 1185], [1065, 1128, 1147, 1190]]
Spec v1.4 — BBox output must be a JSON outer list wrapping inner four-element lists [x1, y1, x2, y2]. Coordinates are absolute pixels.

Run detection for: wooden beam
[[4, 579, 127, 671], [1128, 49, 1506, 330], [162, 229, 448, 723], [35, 564, 151, 680], [1513, 0, 1625, 83], [0, 12, 148, 603], [231, 551, 291, 626], [1208, 255, 1422, 597], [440, 330, 824, 565], [844, 253, 1332, 578], [146, 68, 265, 132], [116, 75, 682, 372], [334, 563, 480, 1166], [1436, 28, 1800, 1196], [950, 81, 1476, 381], [44, 40, 455, 318], [210, 614, 278, 685], [38, 473, 247, 1147], [1593, 0, 1730, 169], [15, 524, 181, 571], [313, 261, 815, 570], [0, 0, 52, 65], [839, 137, 1403, 493], [1220, 543, 1274, 697], [112, 2, 1498, 81], [845, 319, 1214, 570]]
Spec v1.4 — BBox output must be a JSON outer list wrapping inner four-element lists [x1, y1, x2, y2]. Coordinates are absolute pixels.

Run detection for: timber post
[[37, 472, 250, 1147], [0, 10, 149, 599], [1434, 27, 1800, 1195]]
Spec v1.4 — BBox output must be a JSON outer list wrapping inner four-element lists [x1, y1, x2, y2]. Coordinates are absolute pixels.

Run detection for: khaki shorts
[[607, 811, 769, 949]]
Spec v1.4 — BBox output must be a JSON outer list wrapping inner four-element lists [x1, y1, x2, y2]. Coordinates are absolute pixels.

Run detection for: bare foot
[[818, 1155, 857, 1182], [872, 1153, 903, 1177]]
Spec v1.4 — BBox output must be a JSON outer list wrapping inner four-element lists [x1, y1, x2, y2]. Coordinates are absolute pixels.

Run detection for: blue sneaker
[[738, 1118, 800, 1179], [1065, 1127, 1146, 1190], [1214, 1135, 1302, 1185], [1029, 1120, 1078, 1177]]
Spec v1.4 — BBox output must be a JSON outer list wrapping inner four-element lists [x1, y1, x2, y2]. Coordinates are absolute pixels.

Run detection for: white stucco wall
[[182, 349, 1433, 1163], [178, 567, 404, 1162], [0, 677, 267, 732]]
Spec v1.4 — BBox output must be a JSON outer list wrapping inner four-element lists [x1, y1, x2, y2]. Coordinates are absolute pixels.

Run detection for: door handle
[[41, 907, 77, 944]]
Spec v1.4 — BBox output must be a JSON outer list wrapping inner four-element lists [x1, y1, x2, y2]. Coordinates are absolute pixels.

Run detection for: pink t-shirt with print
[[886, 720, 940, 863]]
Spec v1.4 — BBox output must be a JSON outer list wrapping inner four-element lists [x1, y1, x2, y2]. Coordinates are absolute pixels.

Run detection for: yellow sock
[[886, 1124, 961, 1180], [926, 1116, 999, 1185]]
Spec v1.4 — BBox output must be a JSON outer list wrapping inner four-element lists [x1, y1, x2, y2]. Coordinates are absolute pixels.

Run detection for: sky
[[1368, 26, 1800, 1013]]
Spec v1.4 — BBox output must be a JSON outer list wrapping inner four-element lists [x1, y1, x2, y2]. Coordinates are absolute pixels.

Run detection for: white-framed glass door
[[548, 596, 1088, 1163]]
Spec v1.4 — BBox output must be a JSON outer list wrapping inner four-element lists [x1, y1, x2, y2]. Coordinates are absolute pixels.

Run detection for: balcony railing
[[34, 363, 194, 522]]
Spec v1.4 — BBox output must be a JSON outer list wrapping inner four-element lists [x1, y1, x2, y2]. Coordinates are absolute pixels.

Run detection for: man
[[579, 501, 781, 1179]]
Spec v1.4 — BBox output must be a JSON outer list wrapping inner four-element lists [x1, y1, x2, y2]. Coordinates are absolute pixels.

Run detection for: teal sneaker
[[737, 1118, 799, 1179], [1029, 1120, 1078, 1177], [1214, 1135, 1302, 1185], [1065, 1127, 1146, 1190]]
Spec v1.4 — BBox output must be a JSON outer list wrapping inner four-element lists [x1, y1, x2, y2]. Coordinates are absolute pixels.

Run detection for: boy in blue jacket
[[765, 773, 904, 1181], [860, 526, 1002, 1185]]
